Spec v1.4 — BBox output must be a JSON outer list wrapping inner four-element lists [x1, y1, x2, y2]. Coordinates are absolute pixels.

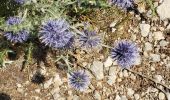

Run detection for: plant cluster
[[0, 0, 141, 91]]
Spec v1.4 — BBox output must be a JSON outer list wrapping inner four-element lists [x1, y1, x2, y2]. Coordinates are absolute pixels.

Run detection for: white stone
[[53, 73, 63, 87], [130, 74, 136, 80], [153, 31, 165, 41], [44, 78, 53, 89], [35, 89, 40, 93], [107, 74, 117, 85], [90, 61, 104, 80], [159, 92, 165, 100], [140, 24, 150, 37], [167, 24, 170, 29], [127, 88, 135, 96], [134, 55, 141, 65], [150, 54, 161, 62], [17, 87, 24, 93], [144, 42, 153, 51], [123, 70, 129, 77], [115, 94, 121, 100], [121, 95, 128, 100], [154, 75, 163, 82], [109, 66, 118, 76], [134, 94, 140, 100], [17, 83, 22, 88], [160, 40, 169, 47], [94, 91, 101, 100], [157, 0, 170, 20], [73, 95, 79, 100], [104, 56, 113, 67], [112, 28, 117, 33], [110, 21, 117, 27], [166, 92, 170, 100]]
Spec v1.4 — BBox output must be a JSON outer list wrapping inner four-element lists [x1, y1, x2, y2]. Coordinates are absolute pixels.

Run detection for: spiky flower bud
[[111, 40, 139, 68], [39, 19, 74, 49], [4, 17, 29, 43], [68, 70, 90, 91], [108, 0, 134, 10], [78, 30, 101, 49]]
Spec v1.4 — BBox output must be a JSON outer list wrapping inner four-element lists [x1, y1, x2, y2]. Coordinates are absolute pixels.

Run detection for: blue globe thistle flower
[[78, 30, 101, 49], [108, 0, 134, 10], [111, 40, 139, 68], [4, 17, 29, 43], [4, 30, 29, 43], [69, 70, 90, 91], [14, 0, 25, 4], [6, 17, 22, 25], [39, 19, 74, 49]]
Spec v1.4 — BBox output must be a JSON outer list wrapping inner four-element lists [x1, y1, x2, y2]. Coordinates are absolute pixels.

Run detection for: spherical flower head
[[4, 17, 29, 43], [4, 30, 29, 43], [78, 30, 101, 49], [6, 17, 22, 25], [39, 19, 74, 49], [108, 0, 134, 10], [111, 40, 139, 68], [69, 70, 90, 91], [14, 0, 25, 4]]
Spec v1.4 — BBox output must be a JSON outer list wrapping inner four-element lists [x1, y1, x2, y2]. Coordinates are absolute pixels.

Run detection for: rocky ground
[[0, 0, 170, 100]]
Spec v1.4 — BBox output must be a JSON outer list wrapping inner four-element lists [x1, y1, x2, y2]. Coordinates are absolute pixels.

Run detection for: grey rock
[[150, 54, 161, 62], [144, 42, 153, 51], [157, 0, 170, 20], [90, 60, 104, 80], [140, 23, 150, 37], [104, 56, 113, 68], [159, 40, 169, 47], [94, 91, 101, 100], [159, 92, 165, 100], [44, 78, 53, 89], [153, 31, 165, 41]]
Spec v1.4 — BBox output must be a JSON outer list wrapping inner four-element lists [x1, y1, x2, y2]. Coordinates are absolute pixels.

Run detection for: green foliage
[[145, 0, 157, 17], [0, 0, 109, 69], [0, 50, 13, 68]]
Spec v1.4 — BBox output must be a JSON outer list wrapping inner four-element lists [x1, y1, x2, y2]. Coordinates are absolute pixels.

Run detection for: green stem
[[145, 0, 156, 16]]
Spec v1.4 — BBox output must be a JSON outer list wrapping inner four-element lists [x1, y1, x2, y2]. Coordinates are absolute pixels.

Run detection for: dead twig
[[125, 68, 170, 90]]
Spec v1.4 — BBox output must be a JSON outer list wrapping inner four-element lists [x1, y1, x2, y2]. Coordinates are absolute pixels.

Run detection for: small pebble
[[104, 56, 113, 68], [144, 42, 153, 51], [153, 31, 165, 41], [150, 54, 161, 62], [140, 23, 151, 37], [134, 94, 140, 100], [159, 92, 165, 100]]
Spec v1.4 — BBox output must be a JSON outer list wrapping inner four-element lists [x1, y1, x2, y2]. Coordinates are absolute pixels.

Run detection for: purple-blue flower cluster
[[6, 17, 22, 25], [4, 30, 29, 43], [69, 70, 90, 91], [111, 40, 139, 68], [78, 30, 101, 49], [4, 17, 29, 43], [14, 0, 25, 4], [39, 19, 74, 49], [108, 0, 134, 10]]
